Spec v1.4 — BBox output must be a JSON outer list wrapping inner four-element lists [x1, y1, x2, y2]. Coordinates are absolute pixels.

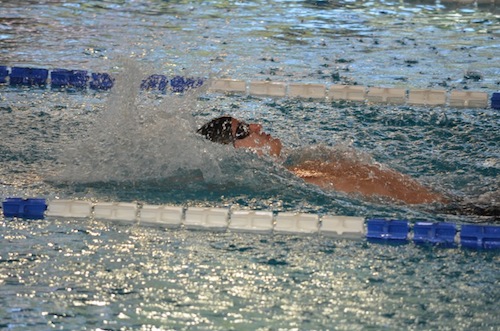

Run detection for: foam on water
[[58, 63, 217, 182], [48, 63, 303, 208]]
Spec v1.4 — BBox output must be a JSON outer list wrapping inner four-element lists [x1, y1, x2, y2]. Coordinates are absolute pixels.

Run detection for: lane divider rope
[[2, 198, 499, 250], [1, 65, 499, 109]]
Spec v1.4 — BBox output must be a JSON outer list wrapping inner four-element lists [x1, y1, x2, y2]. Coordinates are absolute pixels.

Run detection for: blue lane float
[[460, 224, 500, 250], [366, 219, 409, 243], [491, 92, 500, 110], [51, 69, 89, 89], [0, 65, 203, 92], [169, 76, 204, 93], [140, 74, 168, 91], [89, 72, 115, 90], [413, 222, 457, 247], [10, 67, 49, 86], [139, 74, 203, 92], [2, 198, 47, 219]]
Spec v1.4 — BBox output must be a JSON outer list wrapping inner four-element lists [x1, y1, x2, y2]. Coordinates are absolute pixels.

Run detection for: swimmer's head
[[197, 116, 283, 157], [197, 116, 250, 144]]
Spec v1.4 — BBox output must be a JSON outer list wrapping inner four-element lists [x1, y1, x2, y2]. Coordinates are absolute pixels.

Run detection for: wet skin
[[229, 118, 447, 205], [231, 118, 283, 157]]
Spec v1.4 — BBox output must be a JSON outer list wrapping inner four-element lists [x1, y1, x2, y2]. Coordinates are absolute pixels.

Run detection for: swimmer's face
[[230, 118, 282, 157]]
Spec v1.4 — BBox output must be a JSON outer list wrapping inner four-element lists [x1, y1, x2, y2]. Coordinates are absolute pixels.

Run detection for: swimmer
[[197, 116, 447, 205]]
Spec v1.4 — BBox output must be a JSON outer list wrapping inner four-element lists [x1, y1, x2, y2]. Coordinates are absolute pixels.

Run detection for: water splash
[[57, 62, 230, 184]]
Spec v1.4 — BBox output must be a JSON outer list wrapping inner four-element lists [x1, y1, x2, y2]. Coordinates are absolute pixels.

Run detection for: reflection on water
[[1, 217, 499, 330]]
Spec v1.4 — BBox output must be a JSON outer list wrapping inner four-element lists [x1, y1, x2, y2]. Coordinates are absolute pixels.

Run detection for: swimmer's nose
[[249, 123, 262, 133]]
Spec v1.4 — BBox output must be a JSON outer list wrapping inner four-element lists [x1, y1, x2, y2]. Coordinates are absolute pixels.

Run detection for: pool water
[[1, 218, 499, 330], [1, 1, 499, 330]]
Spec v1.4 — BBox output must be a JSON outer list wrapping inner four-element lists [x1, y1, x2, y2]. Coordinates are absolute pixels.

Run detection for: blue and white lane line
[[1, 198, 499, 250], [1, 65, 499, 109]]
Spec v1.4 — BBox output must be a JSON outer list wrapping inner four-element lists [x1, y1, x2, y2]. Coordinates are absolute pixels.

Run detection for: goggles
[[234, 121, 251, 140]]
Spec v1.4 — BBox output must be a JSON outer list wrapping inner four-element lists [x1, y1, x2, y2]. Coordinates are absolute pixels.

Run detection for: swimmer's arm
[[286, 159, 447, 205]]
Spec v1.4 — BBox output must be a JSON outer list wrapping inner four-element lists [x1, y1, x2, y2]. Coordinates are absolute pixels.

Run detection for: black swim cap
[[197, 116, 251, 145]]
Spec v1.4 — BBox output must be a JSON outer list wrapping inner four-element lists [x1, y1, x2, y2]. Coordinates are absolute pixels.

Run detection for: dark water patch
[[264, 258, 289, 266]]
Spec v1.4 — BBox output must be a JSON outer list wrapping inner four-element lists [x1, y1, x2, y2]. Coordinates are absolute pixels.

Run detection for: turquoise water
[[1, 1, 499, 330]]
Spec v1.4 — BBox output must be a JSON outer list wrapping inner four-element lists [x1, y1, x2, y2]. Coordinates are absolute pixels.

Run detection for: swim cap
[[197, 116, 251, 144]]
